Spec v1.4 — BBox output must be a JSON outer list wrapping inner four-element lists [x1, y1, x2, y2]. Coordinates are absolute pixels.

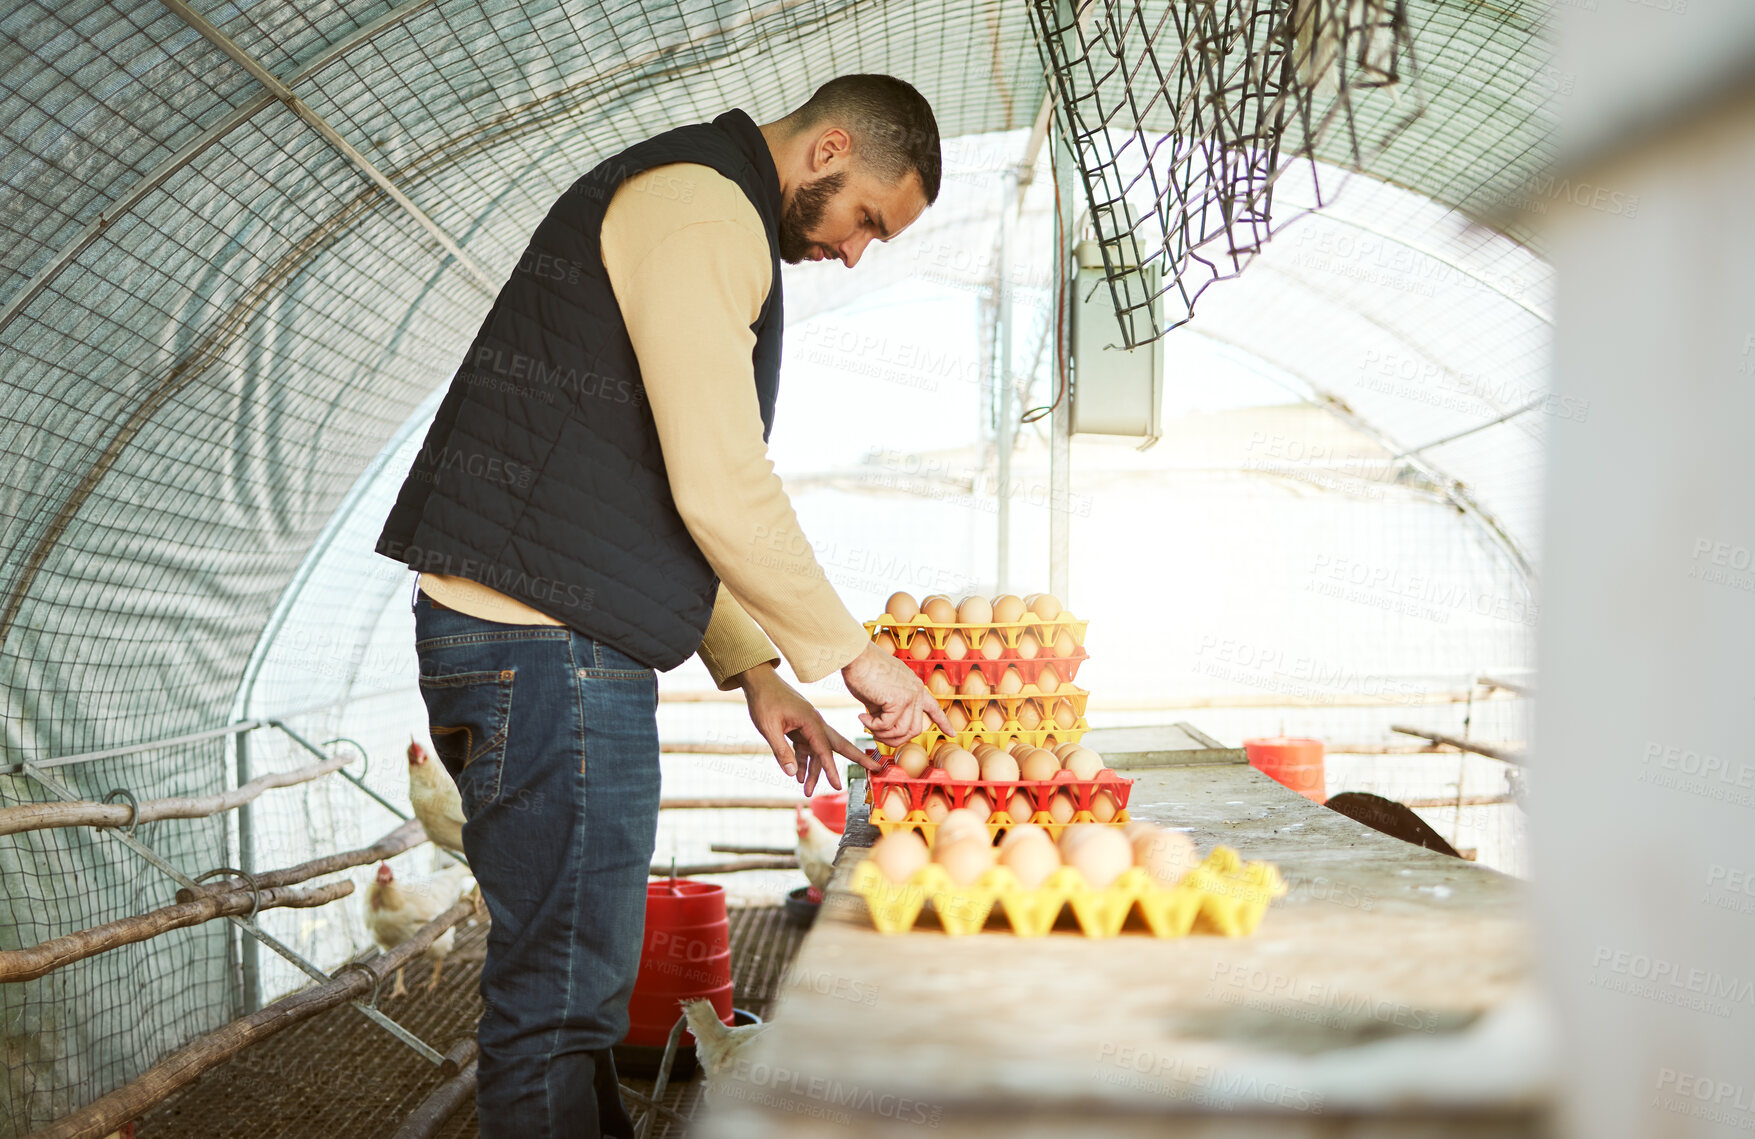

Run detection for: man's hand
[[735, 663, 875, 795], [841, 642, 956, 748]]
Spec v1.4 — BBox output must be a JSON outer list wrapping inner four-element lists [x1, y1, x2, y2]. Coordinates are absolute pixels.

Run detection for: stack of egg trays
[[866, 764, 1133, 842], [849, 846, 1287, 939], [938, 688, 1089, 721], [864, 614, 1090, 653]]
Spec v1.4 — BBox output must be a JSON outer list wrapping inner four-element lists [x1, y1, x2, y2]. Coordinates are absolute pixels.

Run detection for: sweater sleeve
[[599, 163, 871, 683]]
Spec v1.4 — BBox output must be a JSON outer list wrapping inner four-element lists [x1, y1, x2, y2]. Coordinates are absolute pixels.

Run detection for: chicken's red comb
[[407, 738, 426, 764]]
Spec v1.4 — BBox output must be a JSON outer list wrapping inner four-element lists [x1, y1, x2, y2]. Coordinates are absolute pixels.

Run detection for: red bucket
[[625, 879, 732, 1047], [1244, 737, 1326, 804]]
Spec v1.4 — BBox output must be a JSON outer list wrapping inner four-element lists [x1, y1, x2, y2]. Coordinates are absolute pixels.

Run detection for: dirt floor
[[140, 902, 808, 1138]]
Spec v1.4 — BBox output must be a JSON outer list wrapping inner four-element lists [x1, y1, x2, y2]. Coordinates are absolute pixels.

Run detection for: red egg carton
[[866, 764, 1133, 841], [894, 645, 1089, 688]]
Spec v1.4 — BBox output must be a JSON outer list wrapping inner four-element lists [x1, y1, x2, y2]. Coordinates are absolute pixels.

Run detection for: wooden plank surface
[[1079, 722, 1247, 767], [695, 762, 1546, 1138]]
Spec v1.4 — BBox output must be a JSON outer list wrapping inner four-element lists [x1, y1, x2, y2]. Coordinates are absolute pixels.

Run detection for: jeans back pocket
[[418, 667, 515, 818]]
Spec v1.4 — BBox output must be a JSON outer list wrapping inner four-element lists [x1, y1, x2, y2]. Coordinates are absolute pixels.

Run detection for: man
[[374, 74, 952, 1138]]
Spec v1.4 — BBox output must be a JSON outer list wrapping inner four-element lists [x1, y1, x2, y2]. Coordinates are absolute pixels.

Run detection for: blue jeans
[[413, 590, 661, 1139]]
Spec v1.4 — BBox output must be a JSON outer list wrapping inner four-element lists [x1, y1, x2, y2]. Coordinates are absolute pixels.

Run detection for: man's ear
[[813, 126, 851, 171]]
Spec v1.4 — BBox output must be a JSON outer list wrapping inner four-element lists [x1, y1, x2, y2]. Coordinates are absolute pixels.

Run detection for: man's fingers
[[827, 726, 880, 773], [923, 695, 956, 736], [760, 724, 798, 777]]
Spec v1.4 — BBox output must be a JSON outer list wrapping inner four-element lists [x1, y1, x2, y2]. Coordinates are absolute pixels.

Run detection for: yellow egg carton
[[848, 847, 1285, 939], [935, 688, 1089, 718], [874, 718, 1092, 757], [864, 615, 1090, 653], [868, 806, 1131, 844]]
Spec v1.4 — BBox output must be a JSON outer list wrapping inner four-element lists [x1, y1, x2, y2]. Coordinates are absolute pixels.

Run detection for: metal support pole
[[235, 731, 260, 1015], [995, 167, 1020, 592], [1048, 119, 1077, 603]]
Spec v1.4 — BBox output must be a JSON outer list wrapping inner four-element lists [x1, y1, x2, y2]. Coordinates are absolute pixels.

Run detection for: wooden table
[[695, 741, 1549, 1138]]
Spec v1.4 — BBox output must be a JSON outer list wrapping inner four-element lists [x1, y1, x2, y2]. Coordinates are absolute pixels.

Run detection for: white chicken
[[794, 805, 841, 902], [364, 860, 473, 997], [407, 737, 466, 856], [681, 999, 771, 1082]]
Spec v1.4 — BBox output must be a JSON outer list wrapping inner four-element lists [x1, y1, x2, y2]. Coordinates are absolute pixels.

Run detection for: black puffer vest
[[374, 108, 783, 669]]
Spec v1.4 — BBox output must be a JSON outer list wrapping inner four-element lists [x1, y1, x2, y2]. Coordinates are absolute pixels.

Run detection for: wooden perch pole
[[0, 754, 351, 836], [651, 857, 797, 876], [658, 797, 801, 810], [709, 843, 794, 856], [1, 880, 352, 983], [389, 1057, 478, 1139], [27, 897, 474, 1139], [1389, 725, 1527, 765], [175, 818, 425, 901]]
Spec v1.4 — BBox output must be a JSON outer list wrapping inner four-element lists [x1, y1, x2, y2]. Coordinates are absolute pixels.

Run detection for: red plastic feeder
[[809, 791, 847, 834], [625, 879, 732, 1046], [1244, 737, 1327, 803]]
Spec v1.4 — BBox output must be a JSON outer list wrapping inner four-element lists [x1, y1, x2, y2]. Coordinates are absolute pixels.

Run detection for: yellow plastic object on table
[[847, 847, 1286, 939], [873, 718, 1092, 757], [864, 615, 1090, 652]]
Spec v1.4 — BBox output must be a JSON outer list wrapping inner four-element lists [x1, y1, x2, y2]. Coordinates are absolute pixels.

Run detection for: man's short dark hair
[[786, 74, 942, 204]]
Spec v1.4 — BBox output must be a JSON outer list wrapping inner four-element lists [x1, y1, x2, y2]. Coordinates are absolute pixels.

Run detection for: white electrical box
[[1071, 240, 1162, 440]]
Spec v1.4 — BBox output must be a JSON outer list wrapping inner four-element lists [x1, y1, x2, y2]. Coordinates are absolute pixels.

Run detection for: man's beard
[[778, 169, 847, 263]]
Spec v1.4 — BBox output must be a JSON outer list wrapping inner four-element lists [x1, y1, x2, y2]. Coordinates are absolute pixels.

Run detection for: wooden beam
[[0, 881, 352, 983], [176, 818, 425, 901], [650, 857, 797, 876], [29, 897, 475, 1139], [710, 844, 795, 856], [390, 1053, 478, 1139], [659, 798, 801, 810], [1390, 725, 1527, 765], [1400, 794, 1518, 808], [0, 755, 350, 836]]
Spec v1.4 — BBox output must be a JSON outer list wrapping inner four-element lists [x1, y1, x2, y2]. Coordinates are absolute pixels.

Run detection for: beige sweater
[[420, 161, 869, 688]]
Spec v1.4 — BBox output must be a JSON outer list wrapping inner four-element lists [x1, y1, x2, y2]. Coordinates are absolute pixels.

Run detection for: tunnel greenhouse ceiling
[[0, 0, 1552, 760]]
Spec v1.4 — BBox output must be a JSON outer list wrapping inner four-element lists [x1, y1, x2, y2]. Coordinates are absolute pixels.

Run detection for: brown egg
[[1009, 740, 1035, 757], [1000, 835, 1061, 889], [958, 596, 993, 625], [1036, 664, 1062, 695], [1064, 826, 1131, 887], [979, 634, 1005, 660], [1053, 629, 1078, 657], [997, 667, 1025, 695], [1091, 789, 1120, 823], [1015, 700, 1043, 730], [979, 751, 1020, 782], [871, 830, 930, 883], [1122, 820, 1158, 842], [922, 596, 957, 624], [938, 807, 988, 843], [963, 791, 993, 823], [938, 748, 980, 781], [923, 790, 952, 823], [1053, 741, 1080, 761], [932, 739, 960, 762], [1047, 791, 1077, 824], [1134, 828, 1199, 886], [1004, 790, 1035, 823], [908, 634, 934, 661], [1062, 747, 1103, 780], [880, 786, 911, 822], [960, 670, 990, 696], [1000, 821, 1050, 850], [992, 594, 1026, 623], [895, 743, 930, 777], [1057, 822, 1107, 853], [943, 630, 969, 660], [972, 741, 1002, 760], [886, 592, 920, 621], [1052, 697, 1078, 728], [1030, 593, 1063, 620], [874, 630, 898, 654], [980, 703, 1006, 731], [1016, 630, 1042, 660], [926, 669, 954, 696], [1020, 748, 1060, 782], [934, 836, 997, 885], [944, 703, 969, 732]]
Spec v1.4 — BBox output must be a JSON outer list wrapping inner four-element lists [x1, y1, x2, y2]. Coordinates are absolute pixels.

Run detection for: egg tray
[[873, 718, 1092, 757], [934, 688, 1088, 720], [869, 806, 1130, 844], [848, 847, 1286, 938], [864, 615, 1089, 653], [893, 645, 1089, 688], [870, 764, 1132, 814]]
